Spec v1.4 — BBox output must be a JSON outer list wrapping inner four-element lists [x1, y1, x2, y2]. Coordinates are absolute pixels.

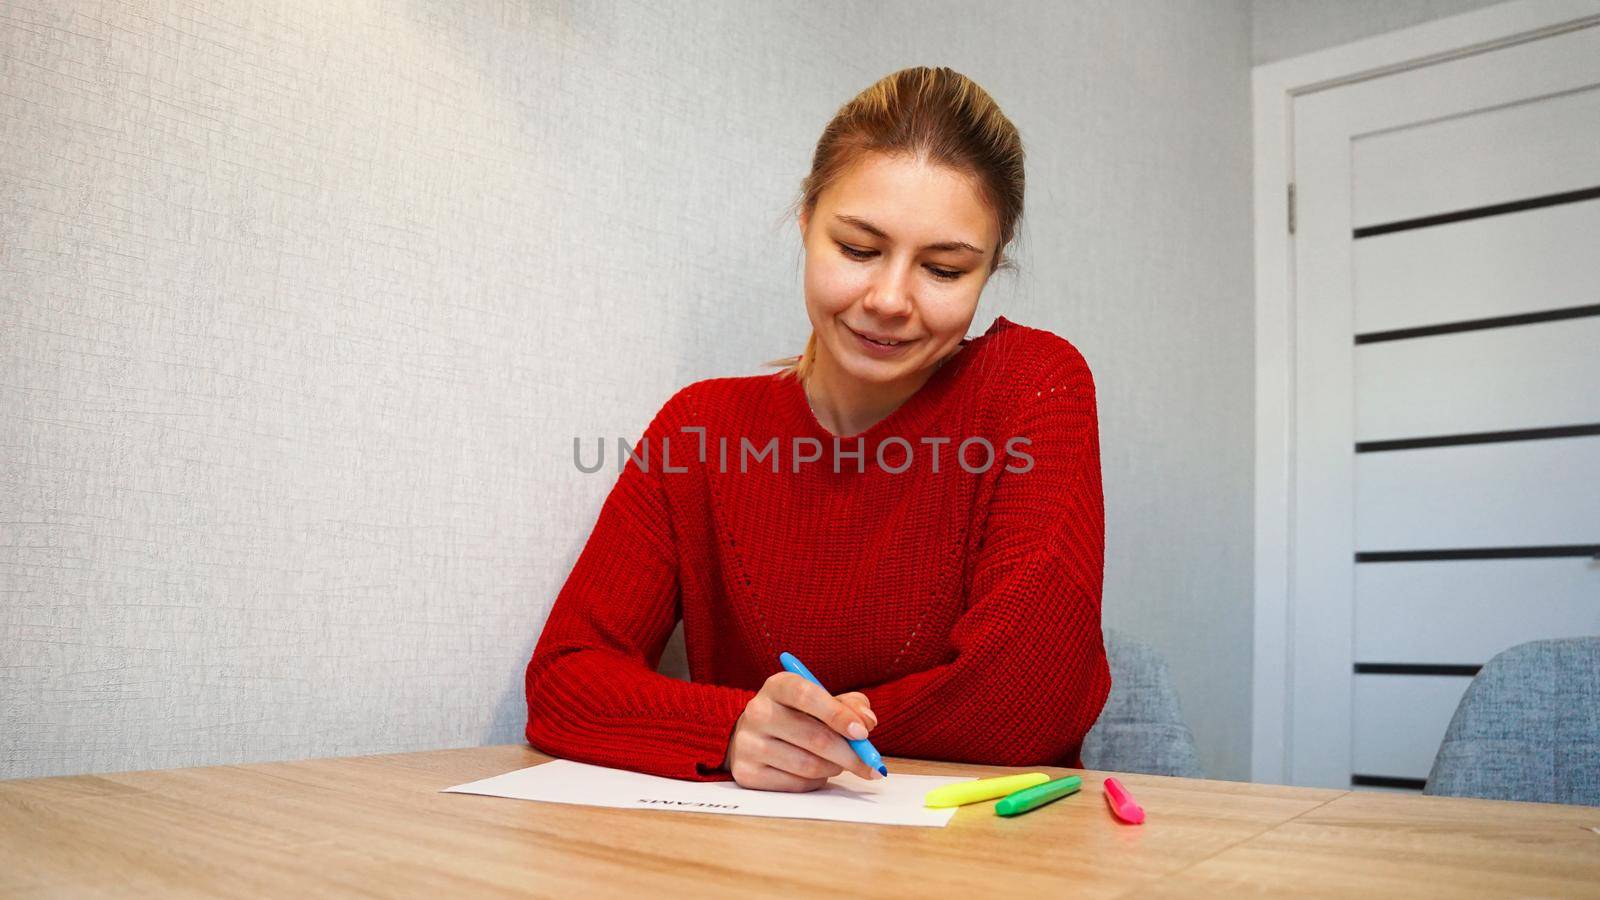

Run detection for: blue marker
[[778, 651, 889, 778]]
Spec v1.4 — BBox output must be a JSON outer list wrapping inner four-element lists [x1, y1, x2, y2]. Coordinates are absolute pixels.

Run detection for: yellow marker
[[923, 772, 1052, 808]]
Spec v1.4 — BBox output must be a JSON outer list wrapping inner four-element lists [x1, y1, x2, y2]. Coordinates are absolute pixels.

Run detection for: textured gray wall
[[2, 0, 1256, 780], [1252, 0, 1510, 63]]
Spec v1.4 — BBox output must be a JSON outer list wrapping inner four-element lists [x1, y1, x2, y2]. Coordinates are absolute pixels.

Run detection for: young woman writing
[[526, 66, 1109, 792]]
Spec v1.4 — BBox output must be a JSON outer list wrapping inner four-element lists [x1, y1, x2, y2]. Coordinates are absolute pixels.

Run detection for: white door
[[1287, 22, 1600, 789]]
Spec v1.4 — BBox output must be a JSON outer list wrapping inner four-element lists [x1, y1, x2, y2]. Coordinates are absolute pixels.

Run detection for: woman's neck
[[803, 352, 947, 438]]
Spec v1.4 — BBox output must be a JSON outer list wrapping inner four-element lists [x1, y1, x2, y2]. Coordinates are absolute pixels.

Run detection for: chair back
[[1424, 636, 1600, 807], [1082, 628, 1204, 778]]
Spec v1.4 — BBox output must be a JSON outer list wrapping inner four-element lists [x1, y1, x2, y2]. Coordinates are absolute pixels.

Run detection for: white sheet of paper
[[442, 759, 974, 827]]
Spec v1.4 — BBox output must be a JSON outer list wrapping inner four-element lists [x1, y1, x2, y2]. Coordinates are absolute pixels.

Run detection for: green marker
[[994, 775, 1082, 817]]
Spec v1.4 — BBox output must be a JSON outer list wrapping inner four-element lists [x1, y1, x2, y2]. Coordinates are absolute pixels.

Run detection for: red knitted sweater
[[525, 315, 1109, 781]]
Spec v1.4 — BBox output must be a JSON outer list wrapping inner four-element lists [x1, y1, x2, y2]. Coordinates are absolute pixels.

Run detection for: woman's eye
[[837, 243, 964, 281]]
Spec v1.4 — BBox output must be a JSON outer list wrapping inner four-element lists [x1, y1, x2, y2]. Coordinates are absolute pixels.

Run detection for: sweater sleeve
[[524, 385, 757, 781], [858, 343, 1111, 767]]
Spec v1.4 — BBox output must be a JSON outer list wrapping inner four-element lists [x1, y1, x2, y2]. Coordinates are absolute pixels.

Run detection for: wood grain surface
[[3, 745, 1597, 897]]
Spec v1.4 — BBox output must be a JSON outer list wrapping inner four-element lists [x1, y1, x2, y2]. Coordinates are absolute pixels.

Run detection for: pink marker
[[1102, 777, 1145, 824]]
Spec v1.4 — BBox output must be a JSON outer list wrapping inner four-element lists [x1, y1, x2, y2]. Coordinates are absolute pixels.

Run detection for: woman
[[526, 66, 1109, 792]]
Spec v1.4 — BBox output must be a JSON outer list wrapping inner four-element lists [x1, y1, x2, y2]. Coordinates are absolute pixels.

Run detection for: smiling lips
[[848, 324, 915, 346]]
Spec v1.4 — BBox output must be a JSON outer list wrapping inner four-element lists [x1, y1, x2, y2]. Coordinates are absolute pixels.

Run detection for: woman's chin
[[837, 350, 919, 383]]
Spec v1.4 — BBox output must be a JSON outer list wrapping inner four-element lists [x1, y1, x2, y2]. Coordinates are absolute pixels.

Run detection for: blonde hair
[[765, 66, 1026, 382]]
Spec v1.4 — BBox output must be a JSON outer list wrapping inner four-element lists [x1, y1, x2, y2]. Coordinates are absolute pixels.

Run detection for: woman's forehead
[[820, 154, 997, 246]]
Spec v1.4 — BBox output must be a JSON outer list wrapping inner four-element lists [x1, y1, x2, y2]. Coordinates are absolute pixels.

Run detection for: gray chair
[[1081, 628, 1204, 778], [1424, 636, 1600, 807]]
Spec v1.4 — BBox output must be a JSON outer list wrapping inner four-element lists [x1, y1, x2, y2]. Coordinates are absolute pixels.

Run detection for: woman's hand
[[722, 672, 881, 791]]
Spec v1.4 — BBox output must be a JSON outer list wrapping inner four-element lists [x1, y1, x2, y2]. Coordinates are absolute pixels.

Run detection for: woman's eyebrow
[[833, 214, 985, 255]]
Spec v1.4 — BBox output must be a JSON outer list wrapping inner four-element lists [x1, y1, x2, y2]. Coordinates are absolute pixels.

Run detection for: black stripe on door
[[1356, 545, 1600, 562], [1353, 185, 1600, 239], [1356, 423, 1600, 452], [1352, 774, 1427, 790], [1354, 302, 1600, 345], [1354, 663, 1482, 677]]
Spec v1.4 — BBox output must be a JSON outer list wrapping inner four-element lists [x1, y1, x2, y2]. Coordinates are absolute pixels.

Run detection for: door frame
[[1250, 0, 1600, 786]]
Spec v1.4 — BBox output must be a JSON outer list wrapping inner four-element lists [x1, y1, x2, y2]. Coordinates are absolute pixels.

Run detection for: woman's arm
[[859, 344, 1111, 766], [524, 386, 756, 781]]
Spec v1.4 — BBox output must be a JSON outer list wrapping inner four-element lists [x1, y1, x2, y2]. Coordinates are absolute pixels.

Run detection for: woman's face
[[798, 152, 1000, 387]]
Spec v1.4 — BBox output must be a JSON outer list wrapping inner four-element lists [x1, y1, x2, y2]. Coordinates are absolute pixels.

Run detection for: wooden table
[[4, 745, 1598, 897]]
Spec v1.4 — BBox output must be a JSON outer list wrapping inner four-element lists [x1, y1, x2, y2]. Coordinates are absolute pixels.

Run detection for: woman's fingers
[[837, 692, 877, 728], [753, 733, 844, 781], [768, 672, 872, 740], [727, 676, 882, 793], [739, 763, 828, 793], [769, 701, 878, 781]]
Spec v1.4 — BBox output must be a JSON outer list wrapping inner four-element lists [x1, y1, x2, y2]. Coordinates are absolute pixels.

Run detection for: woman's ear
[[798, 206, 810, 239]]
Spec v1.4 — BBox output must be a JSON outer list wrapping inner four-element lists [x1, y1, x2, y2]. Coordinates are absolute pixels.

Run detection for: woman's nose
[[861, 265, 914, 317]]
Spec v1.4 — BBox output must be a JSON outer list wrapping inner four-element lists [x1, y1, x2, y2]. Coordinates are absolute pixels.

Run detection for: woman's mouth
[[847, 325, 916, 356]]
